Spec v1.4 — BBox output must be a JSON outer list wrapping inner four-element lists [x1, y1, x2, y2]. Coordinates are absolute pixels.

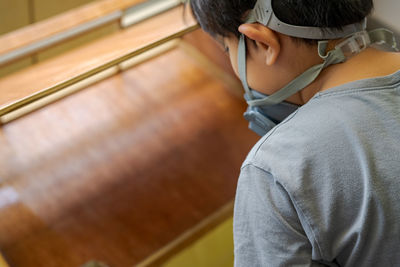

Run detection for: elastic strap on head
[[251, 0, 367, 40], [368, 28, 399, 52], [238, 0, 399, 108], [238, 36, 346, 107], [238, 28, 398, 107], [238, 34, 254, 99]]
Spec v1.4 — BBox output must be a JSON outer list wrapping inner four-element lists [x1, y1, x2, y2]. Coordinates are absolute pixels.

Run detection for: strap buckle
[[243, 107, 276, 136], [335, 30, 371, 58]]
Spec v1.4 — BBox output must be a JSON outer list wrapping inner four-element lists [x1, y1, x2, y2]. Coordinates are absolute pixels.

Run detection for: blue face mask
[[238, 0, 398, 137], [243, 90, 299, 136]]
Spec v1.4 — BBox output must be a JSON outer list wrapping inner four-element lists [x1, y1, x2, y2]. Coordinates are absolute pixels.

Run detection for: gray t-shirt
[[234, 70, 400, 267]]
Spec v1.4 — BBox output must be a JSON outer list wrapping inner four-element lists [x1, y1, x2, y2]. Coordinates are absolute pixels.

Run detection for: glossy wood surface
[[183, 32, 237, 79], [0, 0, 144, 56], [0, 6, 197, 110], [0, 39, 259, 266]]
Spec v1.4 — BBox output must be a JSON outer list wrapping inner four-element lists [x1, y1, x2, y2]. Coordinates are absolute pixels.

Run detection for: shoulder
[[244, 69, 400, 172], [236, 72, 400, 263], [243, 97, 339, 175], [242, 70, 400, 195]]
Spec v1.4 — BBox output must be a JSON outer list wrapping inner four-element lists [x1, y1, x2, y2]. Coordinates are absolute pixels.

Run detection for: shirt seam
[[248, 81, 400, 163], [240, 163, 325, 260], [313, 84, 399, 100], [249, 109, 300, 160]]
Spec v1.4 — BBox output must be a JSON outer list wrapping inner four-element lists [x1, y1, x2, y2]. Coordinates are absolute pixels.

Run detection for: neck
[[295, 47, 400, 105]]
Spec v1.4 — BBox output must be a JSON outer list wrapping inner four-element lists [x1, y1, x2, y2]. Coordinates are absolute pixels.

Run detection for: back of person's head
[[190, 0, 374, 44]]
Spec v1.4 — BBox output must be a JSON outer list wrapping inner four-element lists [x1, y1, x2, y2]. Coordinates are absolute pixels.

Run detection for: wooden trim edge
[[135, 200, 234, 267], [0, 25, 198, 124], [0, 39, 180, 125]]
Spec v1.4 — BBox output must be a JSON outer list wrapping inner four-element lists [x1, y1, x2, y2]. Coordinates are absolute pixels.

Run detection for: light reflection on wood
[[0, 0, 145, 56], [0, 6, 197, 110], [0, 36, 259, 266]]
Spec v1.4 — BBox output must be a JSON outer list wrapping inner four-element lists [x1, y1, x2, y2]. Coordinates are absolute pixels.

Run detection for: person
[[189, 0, 400, 266]]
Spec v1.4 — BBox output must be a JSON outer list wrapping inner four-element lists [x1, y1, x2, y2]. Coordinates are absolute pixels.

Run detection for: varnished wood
[[0, 0, 145, 56], [0, 6, 196, 110], [0, 39, 259, 266], [183, 31, 238, 79]]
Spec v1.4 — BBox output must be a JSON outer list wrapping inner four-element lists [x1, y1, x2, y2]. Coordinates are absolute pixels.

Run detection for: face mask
[[238, 0, 398, 136], [244, 90, 299, 136]]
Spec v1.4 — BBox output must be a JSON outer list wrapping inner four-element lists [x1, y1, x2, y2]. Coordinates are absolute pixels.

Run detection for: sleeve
[[233, 163, 322, 267]]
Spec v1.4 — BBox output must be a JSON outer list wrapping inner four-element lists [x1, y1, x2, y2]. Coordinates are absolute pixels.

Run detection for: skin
[[222, 23, 400, 106]]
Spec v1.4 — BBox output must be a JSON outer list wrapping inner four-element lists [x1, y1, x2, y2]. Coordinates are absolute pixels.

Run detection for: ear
[[238, 23, 281, 66]]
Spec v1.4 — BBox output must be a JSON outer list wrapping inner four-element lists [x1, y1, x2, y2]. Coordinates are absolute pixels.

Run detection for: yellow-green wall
[[0, 0, 97, 35], [163, 217, 234, 267], [0, 0, 31, 35], [0, 250, 9, 267], [33, 0, 94, 21]]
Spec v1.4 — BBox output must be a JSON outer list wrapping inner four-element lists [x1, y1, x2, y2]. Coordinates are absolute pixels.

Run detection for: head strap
[[238, 36, 346, 107], [238, 0, 399, 108], [248, 0, 367, 39]]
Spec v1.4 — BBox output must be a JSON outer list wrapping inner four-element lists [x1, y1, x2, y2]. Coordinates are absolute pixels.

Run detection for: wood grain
[[0, 0, 145, 56], [0, 40, 259, 266], [0, 5, 197, 110], [183, 31, 238, 79]]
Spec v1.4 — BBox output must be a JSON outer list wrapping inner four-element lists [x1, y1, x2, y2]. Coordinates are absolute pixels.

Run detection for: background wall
[[0, 0, 31, 35], [1, 0, 399, 78], [0, 0, 95, 35], [0, 0, 119, 77], [163, 218, 234, 267], [371, 0, 400, 36]]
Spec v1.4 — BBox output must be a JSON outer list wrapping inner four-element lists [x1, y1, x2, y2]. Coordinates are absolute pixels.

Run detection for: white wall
[[371, 0, 400, 33]]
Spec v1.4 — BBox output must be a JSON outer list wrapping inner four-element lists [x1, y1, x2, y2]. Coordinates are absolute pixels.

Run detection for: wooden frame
[[0, 0, 144, 62], [0, 4, 258, 266], [0, 5, 197, 125], [0, 29, 258, 267]]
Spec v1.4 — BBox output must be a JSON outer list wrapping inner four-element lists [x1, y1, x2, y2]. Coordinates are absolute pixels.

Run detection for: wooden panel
[[0, 0, 145, 56], [0, 6, 197, 109], [0, 42, 259, 266], [33, 0, 95, 21], [0, 0, 30, 35], [37, 22, 119, 62], [0, 58, 32, 79], [183, 31, 237, 79]]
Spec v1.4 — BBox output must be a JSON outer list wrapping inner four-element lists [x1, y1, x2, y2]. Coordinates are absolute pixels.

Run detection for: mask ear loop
[[368, 28, 399, 52], [238, 34, 254, 100], [238, 17, 398, 108], [238, 34, 347, 107]]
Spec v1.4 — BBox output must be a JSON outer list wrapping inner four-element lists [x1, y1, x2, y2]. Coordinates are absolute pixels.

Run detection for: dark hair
[[189, 0, 373, 44]]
